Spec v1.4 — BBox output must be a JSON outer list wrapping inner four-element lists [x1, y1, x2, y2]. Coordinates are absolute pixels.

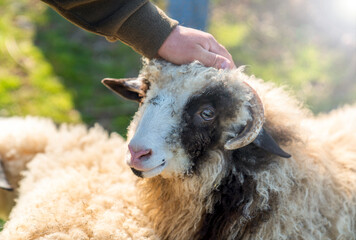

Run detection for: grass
[[0, 218, 5, 231], [34, 6, 142, 136], [0, 0, 141, 137], [0, 0, 80, 123], [210, 0, 356, 113], [1, 0, 355, 132]]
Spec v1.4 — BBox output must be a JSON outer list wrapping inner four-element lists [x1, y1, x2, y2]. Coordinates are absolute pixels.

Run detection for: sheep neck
[[137, 172, 220, 240], [135, 148, 278, 240]]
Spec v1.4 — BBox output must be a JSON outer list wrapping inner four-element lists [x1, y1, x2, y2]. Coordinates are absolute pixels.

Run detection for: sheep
[[102, 60, 356, 239], [0, 117, 58, 219], [0, 116, 158, 239], [0, 59, 355, 239]]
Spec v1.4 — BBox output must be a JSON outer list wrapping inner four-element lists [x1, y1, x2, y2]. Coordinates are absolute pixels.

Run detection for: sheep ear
[[101, 77, 147, 102], [253, 128, 291, 158], [0, 159, 13, 191]]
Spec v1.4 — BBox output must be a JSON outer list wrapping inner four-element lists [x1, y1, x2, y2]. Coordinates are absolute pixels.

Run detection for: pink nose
[[128, 145, 152, 163]]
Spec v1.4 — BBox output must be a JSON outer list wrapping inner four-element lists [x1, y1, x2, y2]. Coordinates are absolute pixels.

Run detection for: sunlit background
[[0, 0, 355, 228], [0, 0, 355, 139]]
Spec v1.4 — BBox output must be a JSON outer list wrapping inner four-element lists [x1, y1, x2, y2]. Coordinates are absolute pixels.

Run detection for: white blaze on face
[[127, 90, 191, 178]]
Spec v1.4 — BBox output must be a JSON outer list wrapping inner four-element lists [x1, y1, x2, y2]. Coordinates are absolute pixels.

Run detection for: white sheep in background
[[0, 117, 58, 219], [0, 117, 158, 239], [1, 60, 355, 239]]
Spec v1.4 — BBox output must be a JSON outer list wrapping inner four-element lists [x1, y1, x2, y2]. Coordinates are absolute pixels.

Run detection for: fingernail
[[221, 60, 229, 69]]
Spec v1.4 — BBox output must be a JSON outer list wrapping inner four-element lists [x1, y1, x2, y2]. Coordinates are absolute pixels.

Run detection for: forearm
[[41, 0, 178, 58]]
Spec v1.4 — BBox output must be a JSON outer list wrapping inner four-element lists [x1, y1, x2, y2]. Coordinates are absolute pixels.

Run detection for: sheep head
[[102, 60, 290, 178]]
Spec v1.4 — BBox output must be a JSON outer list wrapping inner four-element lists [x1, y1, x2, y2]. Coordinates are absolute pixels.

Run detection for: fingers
[[208, 38, 236, 68], [198, 47, 234, 69], [157, 25, 236, 69]]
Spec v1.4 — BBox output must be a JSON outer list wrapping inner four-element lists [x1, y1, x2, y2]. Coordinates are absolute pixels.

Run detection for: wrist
[[117, 2, 178, 59]]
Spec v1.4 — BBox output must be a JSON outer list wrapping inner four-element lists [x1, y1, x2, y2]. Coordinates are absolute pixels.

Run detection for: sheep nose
[[128, 145, 152, 162]]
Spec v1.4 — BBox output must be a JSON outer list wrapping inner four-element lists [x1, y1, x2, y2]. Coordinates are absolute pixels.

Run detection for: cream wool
[[0, 60, 355, 239], [124, 60, 356, 239], [0, 117, 57, 219], [0, 118, 157, 240]]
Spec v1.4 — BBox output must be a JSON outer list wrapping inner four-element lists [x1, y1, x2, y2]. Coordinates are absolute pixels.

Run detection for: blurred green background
[[0, 0, 355, 229], [0, 0, 355, 136]]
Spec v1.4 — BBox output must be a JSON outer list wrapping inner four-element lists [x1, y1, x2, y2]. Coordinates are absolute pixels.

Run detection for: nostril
[[136, 149, 152, 160], [128, 145, 152, 161]]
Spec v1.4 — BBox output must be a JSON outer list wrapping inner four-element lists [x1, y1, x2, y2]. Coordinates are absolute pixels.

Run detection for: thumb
[[198, 49, 233, 69]]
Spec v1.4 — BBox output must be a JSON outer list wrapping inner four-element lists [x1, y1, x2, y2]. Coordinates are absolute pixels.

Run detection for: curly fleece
[[133, 61, 356, 239], [0, 117, 157, 240], [0, 60, 355, 239]]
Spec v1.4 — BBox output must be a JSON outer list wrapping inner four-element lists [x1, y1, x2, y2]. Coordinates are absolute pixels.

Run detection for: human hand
[[158, 25, 236, 69]]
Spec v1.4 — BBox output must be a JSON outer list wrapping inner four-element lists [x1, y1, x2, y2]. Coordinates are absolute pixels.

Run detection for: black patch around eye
[[180, 85, 237, 169], [178, 85, 283, 239]]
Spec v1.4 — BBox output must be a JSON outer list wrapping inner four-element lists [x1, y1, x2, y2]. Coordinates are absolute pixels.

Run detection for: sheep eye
[[199, 106, 215, 121]]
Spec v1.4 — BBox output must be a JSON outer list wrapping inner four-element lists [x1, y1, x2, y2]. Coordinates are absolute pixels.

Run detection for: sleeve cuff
[[110, 2, 178, 59]]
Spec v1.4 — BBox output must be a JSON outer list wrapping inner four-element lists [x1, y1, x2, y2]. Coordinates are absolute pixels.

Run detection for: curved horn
[[224, 81, 265, 150]]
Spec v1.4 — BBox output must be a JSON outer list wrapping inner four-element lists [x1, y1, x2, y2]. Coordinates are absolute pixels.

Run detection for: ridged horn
[[224, 81, 265, 150]]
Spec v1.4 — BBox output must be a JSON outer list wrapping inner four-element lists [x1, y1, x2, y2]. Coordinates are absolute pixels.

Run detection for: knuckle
[[211, 55, 220, 68], [206, 33, 215, 41], [220, 44, 229, 53]]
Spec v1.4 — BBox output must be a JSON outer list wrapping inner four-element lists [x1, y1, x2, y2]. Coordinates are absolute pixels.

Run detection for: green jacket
[[41, 0, 178, 58]]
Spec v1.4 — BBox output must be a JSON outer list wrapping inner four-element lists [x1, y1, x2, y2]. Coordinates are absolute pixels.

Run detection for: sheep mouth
[[131, 161, 166, 178]]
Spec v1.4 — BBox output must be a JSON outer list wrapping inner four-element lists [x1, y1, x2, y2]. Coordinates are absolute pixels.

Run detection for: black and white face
[[102, 61, 290, 179], [126, 83, 238, 178]]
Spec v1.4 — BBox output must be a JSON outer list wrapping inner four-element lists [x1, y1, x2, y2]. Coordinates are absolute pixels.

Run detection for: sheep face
[[127, 82, 239, 179], [102, 61, 289, 178]]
